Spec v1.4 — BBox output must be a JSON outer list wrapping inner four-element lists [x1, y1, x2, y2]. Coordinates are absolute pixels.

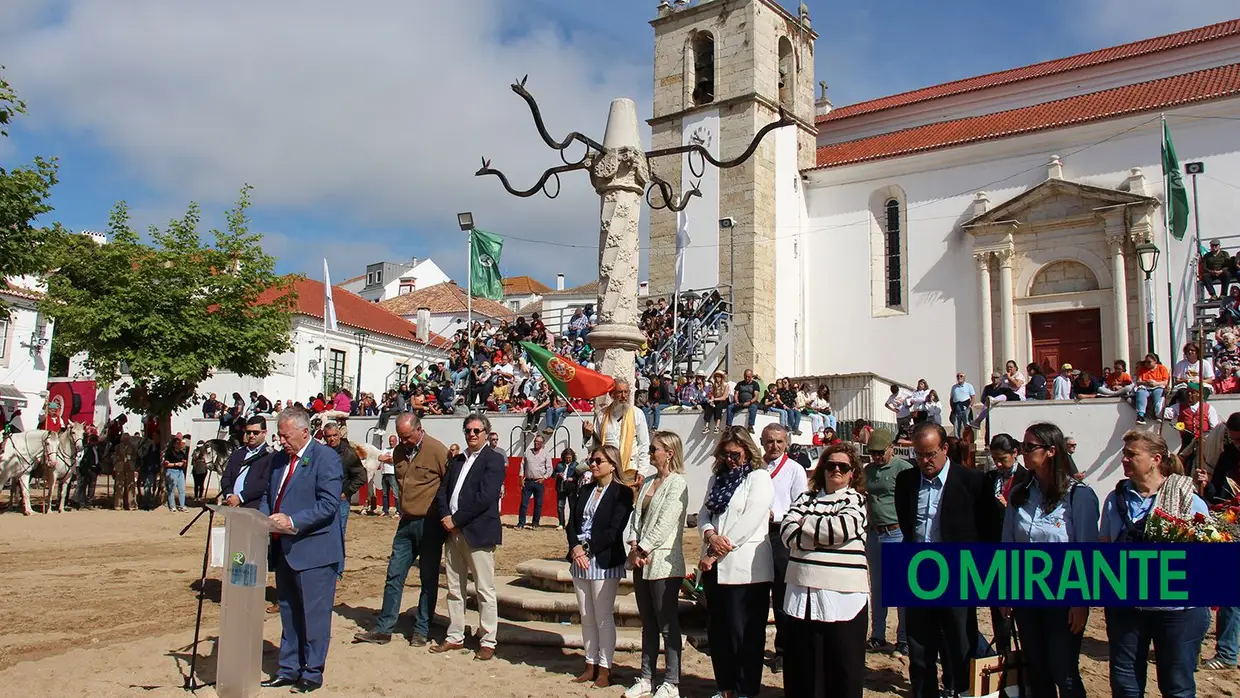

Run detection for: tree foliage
[[0, 67, 67, 317], [43, 186, 297, 418]]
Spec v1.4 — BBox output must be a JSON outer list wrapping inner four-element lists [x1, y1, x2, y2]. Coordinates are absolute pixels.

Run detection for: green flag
[[469, 228, 504, 300], [1162, 121, 1189, 240]]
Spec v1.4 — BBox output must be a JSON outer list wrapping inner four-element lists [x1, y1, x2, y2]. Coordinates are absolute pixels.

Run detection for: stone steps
[[491, 574, 704, 627], [515, 558, 635, 594]]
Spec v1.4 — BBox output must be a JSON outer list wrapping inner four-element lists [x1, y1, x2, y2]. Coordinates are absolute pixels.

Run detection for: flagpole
[[1161, 113, 1173, 357], [467, 229, 474, 357], [671, 293, 679, 379]]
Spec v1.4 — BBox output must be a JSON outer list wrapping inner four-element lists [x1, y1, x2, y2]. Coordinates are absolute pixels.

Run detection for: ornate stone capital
[[995, 248, 1015, 269], [974, 251, 992, 272], [588, 146, 650, 196]]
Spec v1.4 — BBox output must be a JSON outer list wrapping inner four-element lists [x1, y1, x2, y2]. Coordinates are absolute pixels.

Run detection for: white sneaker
[[652, 684, 680, 698], [624, 678, 653, 698]]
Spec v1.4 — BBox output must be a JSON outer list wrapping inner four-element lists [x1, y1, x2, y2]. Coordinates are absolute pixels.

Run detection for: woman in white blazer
[[698, 426, 775, 698], [623, 431, 690, 698]]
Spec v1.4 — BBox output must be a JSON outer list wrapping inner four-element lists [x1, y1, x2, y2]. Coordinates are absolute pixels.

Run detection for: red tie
[[274, 455, 298, 514]]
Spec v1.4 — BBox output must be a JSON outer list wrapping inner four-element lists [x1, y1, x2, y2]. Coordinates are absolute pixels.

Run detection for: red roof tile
[[1, 282, 42, 301], [812, 63, 1240, 170], [379, 282, 513, 318], [502, 275, 553, 295], [818, 19, 1240, 124], [256, 277, 450, 348]]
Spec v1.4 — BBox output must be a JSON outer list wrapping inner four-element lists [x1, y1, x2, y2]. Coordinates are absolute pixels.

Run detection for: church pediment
[[964, 178, 1157, 234]]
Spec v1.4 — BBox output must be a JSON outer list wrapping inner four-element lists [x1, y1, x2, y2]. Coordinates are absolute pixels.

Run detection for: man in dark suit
[[260, 409, 344, 693], [429, 413, 505, 661], [219, 415, 275, 509], [895, 422, 1001, 698]]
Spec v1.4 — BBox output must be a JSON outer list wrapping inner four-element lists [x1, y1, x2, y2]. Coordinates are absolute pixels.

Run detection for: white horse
[[1, 425, 83, 516], [42, 422, 85, 513], [351, 441, 383, 482]]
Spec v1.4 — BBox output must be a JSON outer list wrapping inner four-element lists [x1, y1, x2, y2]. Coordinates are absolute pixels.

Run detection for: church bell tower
[[648, 0, 817, 380]]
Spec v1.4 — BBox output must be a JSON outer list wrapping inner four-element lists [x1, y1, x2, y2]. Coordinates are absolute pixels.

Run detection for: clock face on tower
[[689, 125, 713, 150]]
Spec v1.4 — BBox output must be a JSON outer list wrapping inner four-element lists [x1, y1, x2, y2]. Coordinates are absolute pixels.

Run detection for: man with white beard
[[583, 377, 651, 486]]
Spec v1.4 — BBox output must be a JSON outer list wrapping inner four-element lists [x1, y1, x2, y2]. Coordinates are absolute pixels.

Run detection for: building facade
[[338, 257, 450, 303], [0, 278, 53, 429], [648, 2, 1240, 388]]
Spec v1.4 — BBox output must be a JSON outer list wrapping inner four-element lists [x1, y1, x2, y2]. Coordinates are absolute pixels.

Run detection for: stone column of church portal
[[977, 253, 994, 379], [1108, 234, 1131, 368], [588, 98, 648, 389], [997, 249, 1016, 365]]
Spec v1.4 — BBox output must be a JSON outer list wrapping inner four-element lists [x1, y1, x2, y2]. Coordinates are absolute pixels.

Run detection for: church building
[[647, 0, 1240, 388]]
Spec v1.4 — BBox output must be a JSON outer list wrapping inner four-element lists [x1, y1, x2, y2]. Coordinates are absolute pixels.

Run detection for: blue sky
[[2, 0, 1236, 287]]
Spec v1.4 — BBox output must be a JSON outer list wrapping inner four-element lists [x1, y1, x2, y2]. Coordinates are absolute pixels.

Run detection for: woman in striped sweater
[[780, 443, 869, 698]]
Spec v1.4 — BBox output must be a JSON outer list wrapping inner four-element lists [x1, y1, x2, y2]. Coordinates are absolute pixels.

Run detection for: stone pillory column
[[475, 76, 791, 384], [588, 99, 648, 381]]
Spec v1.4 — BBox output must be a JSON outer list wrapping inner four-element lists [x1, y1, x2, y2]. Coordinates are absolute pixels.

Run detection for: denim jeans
[[338, 498, 351, 569], [1013, 607, 1086, 698], [1105, 606, 1210, 698], [1216, 606, 1240, 664], [1134, 386, 1165, 419], [556, 480, 573, 527], [518, 480, 545, 528], [380, 473, 400, 514], [866, 528, 906, 643], [374, 516, 444, 638], [545, 406, 566, 431], [785, 408, 801, 433], [645, 403, 668, 430], [726, 402, 758, 430], [950, 400, 972, 436], [165, 469, 185, 510]]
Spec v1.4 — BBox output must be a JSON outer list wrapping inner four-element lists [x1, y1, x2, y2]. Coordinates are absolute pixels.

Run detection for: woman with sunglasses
[[983, 433, 1021, 654], [566, 445, 634, 688], [698, 427, 775, 698], [780, 443, 868, 698], [623, 432, 690, 698], [1000, 423, 1099, 698]]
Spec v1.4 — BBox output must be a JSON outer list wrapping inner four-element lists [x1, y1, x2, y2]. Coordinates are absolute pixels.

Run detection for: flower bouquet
[[1145, 507, 1234, 543]]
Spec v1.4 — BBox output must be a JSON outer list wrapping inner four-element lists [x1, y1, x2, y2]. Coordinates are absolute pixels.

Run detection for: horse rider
[[112, 433, 138, 511]]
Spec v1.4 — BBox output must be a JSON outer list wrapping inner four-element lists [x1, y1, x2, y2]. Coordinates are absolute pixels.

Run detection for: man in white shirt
[[583, 378, 651, 485], [761, 423, 807, 674], [371, 434, 399, 517], [884, 385, 913, 438]]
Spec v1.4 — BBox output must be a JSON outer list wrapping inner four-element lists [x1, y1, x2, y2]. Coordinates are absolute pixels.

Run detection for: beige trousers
[[444, 531, 498, 647]]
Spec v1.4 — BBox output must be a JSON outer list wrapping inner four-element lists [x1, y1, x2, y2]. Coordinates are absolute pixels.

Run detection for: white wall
[[801, 100, 1240, 392], [0, 297, 52, 426], [773, 126, 808, 377], [680, 109, 721, 292], [988, 395, 1240, 497]]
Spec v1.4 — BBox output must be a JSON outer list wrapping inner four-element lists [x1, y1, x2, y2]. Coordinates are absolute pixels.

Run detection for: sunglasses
[[463, 427, 486, 436], [244, 430, 264, 436], [722, 451, 744, 462], [589, 457, 608, 465], [1019, 442, 1048, 455], [822, 461, 853, 474]]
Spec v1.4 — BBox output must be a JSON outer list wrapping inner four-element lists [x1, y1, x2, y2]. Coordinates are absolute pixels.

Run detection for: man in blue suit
[[429, 413, 506, 661], [260, 408, 344, 693], [218, 415, 274, 509]]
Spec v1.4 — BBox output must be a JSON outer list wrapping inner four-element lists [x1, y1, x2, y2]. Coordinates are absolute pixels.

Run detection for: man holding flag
[[519, 341, 650, 485]]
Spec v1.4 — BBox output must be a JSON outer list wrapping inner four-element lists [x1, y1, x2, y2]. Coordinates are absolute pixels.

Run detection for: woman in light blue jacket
[[623, 431, 690, 698]]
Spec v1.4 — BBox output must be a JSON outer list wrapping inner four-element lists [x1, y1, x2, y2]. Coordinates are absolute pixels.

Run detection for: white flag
[[675, 210, 691, 291], [323, 258, 339, 332]]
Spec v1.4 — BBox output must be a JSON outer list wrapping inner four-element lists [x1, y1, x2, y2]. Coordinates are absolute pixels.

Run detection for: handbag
[[972, 620, 1026, 697]]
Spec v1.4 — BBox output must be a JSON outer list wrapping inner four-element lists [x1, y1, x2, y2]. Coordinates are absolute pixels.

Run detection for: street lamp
[[1135, 241, 1160, 354], [353, 331, 368, 396], [314, 344, 326, 396], [457, 212, 474, 231], [718, 217, 736, 375], [458, 211, 476, 354]]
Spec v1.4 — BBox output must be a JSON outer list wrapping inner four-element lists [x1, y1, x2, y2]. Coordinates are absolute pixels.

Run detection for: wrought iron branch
[[475, 157, 589, 199], [646, 107, 796, 178], [646, 174, 701, 212], [510, 76, 605, 156]]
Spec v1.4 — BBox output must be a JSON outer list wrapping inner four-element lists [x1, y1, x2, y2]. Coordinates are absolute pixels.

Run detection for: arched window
[[692, 32, 715, 105], [884, 198, 902, 309], [778, 37, 794, 111]]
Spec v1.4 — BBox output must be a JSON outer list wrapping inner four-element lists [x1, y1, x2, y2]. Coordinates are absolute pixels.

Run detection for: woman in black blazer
[[566, 444, 635, 689]]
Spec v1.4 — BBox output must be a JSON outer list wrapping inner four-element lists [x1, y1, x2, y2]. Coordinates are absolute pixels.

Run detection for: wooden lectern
[[208, 505, 277, 698]]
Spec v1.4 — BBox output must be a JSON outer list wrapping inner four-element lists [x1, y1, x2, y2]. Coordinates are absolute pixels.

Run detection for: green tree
[[43, 186, 296, 437], [0, 68, 67, 318]]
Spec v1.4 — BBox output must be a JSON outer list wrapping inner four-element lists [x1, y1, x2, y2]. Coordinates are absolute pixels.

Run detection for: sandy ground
[[2, 496, 1240, 697]]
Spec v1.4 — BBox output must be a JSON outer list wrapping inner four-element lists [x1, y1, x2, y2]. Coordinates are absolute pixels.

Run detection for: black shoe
[[353, 630, 391, 645], [769, 655, 783, 674], [291, 679, 322, 693], [409, 634, 429, 647], [259, 676, 298, 688]]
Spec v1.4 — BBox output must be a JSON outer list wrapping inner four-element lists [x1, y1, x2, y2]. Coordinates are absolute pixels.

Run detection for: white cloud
[[1070, 0, 1237, 44], [3, 0, 651, 280]]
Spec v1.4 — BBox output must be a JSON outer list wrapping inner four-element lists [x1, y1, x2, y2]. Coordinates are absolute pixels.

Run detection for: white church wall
[[680, 109, 721, 292], [773, 126, 806, 376], [801, 100, 1240, 390], [0, 297, 52, 427]]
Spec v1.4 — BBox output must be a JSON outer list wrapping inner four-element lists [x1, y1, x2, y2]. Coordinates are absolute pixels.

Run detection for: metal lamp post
[[353, 331, 368, 396], [719, 217, 736, 376], [314, 344, 325, 396], [1135, 241, 1161, 354], [458, 212, 475, 357]]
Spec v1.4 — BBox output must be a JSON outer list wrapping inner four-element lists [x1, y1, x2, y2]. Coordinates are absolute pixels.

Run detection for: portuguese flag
[[520, 341, 615, 399]]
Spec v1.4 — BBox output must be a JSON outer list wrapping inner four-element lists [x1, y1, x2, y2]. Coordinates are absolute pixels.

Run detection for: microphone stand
[[179, 502, 217, 691]]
